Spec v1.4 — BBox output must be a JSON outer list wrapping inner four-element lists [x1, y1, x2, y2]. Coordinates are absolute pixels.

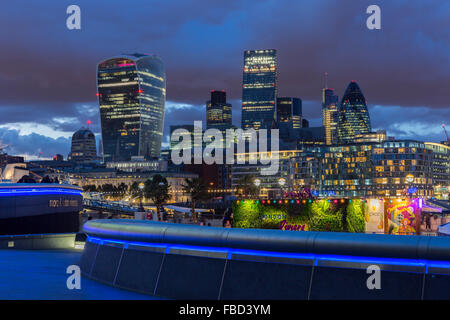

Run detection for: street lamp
[[138, 182, 145, 211], [254, 178, 261, 198], [278, 178, 286, 198]]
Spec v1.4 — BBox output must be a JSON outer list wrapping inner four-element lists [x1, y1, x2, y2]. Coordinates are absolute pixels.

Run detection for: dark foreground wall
[[80, 220, 450, 300], [0, 184, 82, 235], [0, 233, 76, 250]]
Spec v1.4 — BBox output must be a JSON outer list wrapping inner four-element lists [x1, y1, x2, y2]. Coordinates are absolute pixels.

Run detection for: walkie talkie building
[[97, 54, 166, 162]]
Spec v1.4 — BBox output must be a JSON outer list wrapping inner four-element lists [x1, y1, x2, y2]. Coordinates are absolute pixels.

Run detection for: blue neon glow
[[0, 188, 81, 197], [86, 236, 450, 273]]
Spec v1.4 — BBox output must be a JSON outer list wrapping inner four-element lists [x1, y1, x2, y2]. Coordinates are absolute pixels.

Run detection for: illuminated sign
[[408, 187, 418, 194], [280, 220, 307, 231], [311, 190, 336, 197], [285, 187, 314, 199], [405, 174, 414, 184], [49, 199, 79, 208]]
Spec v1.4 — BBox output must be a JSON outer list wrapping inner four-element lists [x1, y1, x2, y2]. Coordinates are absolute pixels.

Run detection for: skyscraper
[[337, 81, 371, 143], [322, 85, 339, 145], [241, 49, 277, 130], [276, 97, 302, 139], [97, 53, 166, 162], [206, 90, 232, 132], [68, 127, 97, 162]]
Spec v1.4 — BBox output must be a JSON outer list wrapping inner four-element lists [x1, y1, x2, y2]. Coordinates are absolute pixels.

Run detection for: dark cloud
[[0, 128, 70, 159], [0, 0, 448, 155], [369, 105, 450, 142]]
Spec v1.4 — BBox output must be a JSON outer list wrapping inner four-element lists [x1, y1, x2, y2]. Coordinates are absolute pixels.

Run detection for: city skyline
[[0, 0, 449, 159]]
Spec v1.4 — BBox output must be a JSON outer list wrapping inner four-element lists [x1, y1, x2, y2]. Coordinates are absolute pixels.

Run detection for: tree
[[83, 184, 97, 192], [129, 181, 140, 197], [41, 175, 52, 183], [182, 178, 210, 223], [118, 182, 128, 194], [144, 175, 171, 221], [17, 175, 36, 183], [235, 175, 258, 199], [101, 184, 114, 193]]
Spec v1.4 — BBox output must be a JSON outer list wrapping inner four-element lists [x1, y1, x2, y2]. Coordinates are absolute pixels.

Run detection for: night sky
[[0, 0, 448, 159]]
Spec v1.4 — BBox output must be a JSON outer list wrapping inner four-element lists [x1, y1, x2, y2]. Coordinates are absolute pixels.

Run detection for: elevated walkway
[[80, 220, 450, 300]]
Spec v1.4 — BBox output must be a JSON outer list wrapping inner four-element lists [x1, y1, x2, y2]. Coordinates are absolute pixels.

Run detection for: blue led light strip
[[86, 236, 450, 272], [0, 188, 82, 197]]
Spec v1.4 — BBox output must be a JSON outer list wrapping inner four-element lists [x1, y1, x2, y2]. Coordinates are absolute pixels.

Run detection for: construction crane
[[443, 124, 450, 142]]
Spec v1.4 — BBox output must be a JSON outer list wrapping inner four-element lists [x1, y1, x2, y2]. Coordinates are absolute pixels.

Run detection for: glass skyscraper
[[322, 88, 339, 145], [97, 54, 166, 162], [276, 97, 302, 139], [241, 49, 277, 130], [206, 90, 232, 132], [337, 81, 371, 143]]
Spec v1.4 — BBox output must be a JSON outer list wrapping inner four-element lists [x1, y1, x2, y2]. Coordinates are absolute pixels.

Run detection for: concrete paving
[[0, 249, 160, 299]]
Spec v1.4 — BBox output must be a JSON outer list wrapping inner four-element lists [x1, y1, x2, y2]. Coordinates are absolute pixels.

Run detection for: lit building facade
[[425, 142, 450, 198], [169, 124, 203, 151], [231, 150, 304, 198], [97, 54, 166, 162], [293, 140, 434, 198], [206, 90, 232, 132], [322, 88, 339, 145], [68, 128, 97, 163], [232, 140, 438, 199], [337, 81, 371, 143], [69, 171, 197, 203], [276, 97, 302, 139], [106, 158, 167, 173], [241, 49, 277, 130], [354, 130, 389, 143]]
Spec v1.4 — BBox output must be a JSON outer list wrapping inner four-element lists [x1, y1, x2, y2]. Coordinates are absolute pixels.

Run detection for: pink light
[[117, 63, 135, 67]]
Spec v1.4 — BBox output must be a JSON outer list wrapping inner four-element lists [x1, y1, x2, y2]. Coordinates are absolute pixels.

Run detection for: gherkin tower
[[337, 81, 371, 143]]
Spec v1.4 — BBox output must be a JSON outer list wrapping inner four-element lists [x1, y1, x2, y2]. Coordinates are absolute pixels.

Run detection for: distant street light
[[254, 179, 261, 187], [278, 178, 286, 198], [138, 182, 145, 211]]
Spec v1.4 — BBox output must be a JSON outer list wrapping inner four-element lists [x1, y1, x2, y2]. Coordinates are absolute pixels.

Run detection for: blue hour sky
[[0, 0, 448, 159]]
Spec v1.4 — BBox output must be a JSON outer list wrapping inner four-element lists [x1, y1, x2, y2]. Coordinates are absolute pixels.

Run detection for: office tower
[[322, 77, 339, 145], [276, 97, 302, 139], [68, 127, 97, 163], [170, 124, 203, 151], [241, 49, 277, 130], [337, 81, 371, 143], [97, 53, 166, 162], [206, 90, 232, 132]]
